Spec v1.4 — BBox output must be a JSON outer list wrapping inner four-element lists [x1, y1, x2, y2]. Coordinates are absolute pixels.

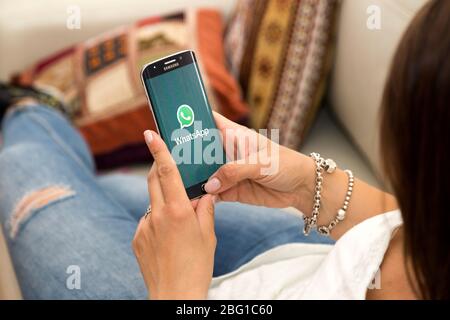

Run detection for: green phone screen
[[145, 62, 225, 189]]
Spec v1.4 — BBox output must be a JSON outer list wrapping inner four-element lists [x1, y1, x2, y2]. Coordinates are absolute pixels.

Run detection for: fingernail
[[204, 177, 221, 193], [144, 130, 153, 145]]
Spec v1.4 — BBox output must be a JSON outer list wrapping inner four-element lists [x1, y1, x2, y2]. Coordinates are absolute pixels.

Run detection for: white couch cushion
[[329, 0, 427, 177]]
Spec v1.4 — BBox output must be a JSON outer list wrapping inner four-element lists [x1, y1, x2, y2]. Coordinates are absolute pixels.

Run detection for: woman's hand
[[204, 112, 316, 212], [133, 130, 216, 300], [206, 113, 398, 241]]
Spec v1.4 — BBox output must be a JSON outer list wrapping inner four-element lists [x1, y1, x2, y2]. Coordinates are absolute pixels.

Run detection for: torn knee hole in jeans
[[9, 186, 75, 239]]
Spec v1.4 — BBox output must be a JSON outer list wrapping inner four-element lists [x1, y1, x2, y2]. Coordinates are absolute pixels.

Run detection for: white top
[[208, 210, 402, 300]]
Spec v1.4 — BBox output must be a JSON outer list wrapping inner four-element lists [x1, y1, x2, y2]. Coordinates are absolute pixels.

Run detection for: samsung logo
[[164, 62, 179, 71]]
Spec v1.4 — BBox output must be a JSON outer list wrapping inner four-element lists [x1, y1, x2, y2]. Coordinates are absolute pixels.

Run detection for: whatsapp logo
[[177, 104, 195, 129]]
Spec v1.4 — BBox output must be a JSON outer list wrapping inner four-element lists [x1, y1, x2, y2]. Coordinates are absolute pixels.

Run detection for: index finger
[[144, 130, 189, 204], [213, 111, 246, 132]]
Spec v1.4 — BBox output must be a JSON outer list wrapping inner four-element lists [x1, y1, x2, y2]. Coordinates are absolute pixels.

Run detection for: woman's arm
[[205, 113, 398, 241]]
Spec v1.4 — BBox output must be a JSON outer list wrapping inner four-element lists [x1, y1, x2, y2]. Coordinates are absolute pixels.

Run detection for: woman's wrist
[[294, 153, 354, 231], [298, 154, 354, 235], [296, 152, 399, 239]]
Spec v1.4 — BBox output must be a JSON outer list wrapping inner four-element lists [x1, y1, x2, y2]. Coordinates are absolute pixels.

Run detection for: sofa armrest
[[329, 0, 426, 178]]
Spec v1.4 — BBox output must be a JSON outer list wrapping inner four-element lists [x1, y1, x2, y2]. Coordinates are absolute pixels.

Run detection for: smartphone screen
[[141, 50, 226, 199]]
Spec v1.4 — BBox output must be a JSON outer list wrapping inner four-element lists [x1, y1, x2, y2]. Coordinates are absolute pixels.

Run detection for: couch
[[0, 0, 426, 299]]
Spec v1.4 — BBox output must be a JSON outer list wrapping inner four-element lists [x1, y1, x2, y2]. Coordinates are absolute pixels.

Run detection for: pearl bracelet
[[316, 169, 354, 236]]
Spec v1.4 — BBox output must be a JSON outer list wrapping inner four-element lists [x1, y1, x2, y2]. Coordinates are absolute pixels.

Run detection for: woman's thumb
[[204, 162, 262, 195], [195, 194, 216, 237]]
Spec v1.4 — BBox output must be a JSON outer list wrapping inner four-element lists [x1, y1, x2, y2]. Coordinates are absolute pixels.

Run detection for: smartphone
[[141, 50, 226, 199]]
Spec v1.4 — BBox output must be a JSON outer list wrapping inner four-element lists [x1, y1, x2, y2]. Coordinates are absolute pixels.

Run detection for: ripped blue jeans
[[0, 105, 333, 299]]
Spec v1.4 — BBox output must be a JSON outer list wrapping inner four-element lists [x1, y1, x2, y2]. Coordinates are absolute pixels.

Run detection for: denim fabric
[[0, 105, 333, 299]]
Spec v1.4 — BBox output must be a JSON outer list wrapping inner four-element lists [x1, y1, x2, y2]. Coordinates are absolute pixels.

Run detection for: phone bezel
[[140, 50, 215, 200]]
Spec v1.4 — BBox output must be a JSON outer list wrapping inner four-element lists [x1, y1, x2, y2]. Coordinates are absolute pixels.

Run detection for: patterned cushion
[[225, 0, 338, 149], [16, 9, 248, 169]]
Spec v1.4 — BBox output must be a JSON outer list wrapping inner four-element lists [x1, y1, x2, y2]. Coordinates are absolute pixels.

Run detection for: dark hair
[[380, 0, 450, 299]]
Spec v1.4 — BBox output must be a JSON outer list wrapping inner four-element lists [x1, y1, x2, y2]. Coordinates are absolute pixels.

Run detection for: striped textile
[[225, 0, 338, 149]]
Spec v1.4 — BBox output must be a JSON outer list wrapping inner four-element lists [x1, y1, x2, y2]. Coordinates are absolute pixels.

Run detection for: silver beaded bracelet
[[303, 153, 354, 237], [316, 169, 354, 236]]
